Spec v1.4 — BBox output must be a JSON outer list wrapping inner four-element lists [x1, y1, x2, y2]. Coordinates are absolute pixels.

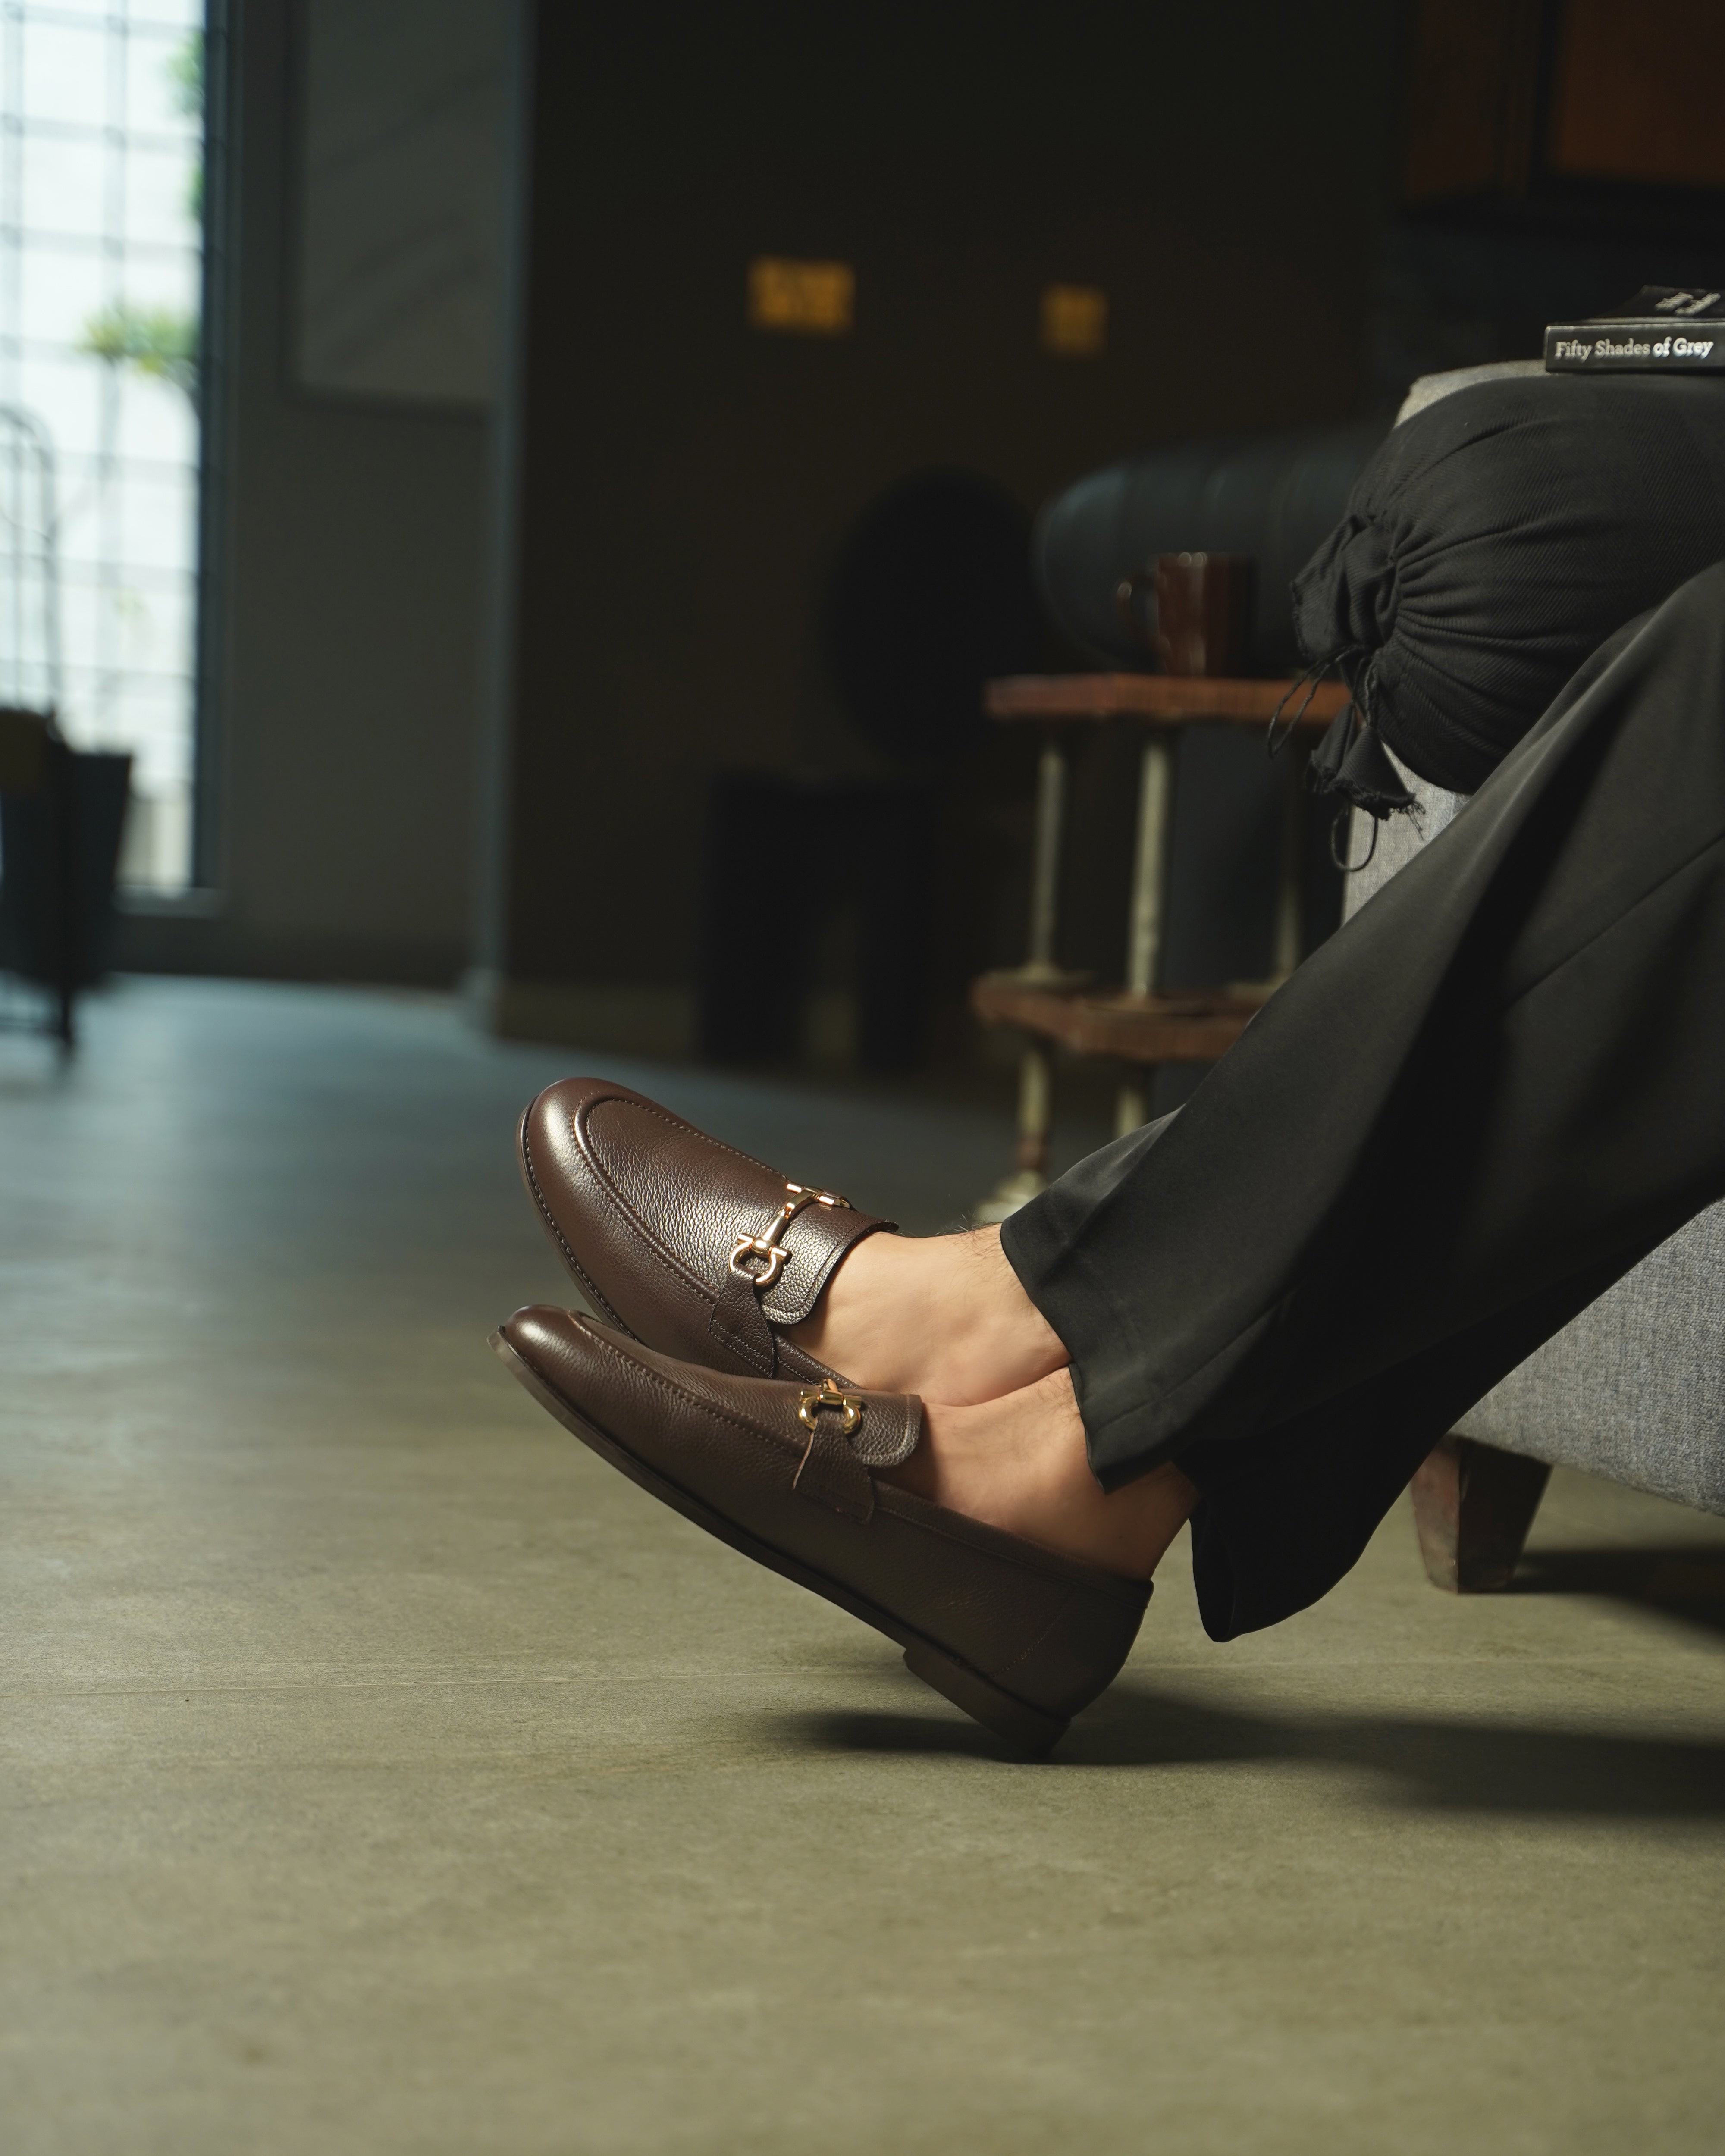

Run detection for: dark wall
[[1380, 0, 1725, 397], [484, 2, 1404, 1026], [122, 0, 490, 985]]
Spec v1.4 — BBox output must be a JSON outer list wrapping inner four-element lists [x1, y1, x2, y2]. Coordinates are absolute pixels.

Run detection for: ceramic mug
[[1117, 551, 1254, 676]]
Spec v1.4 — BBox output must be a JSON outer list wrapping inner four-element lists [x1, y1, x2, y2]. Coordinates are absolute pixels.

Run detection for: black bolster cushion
[[1292, 373, 1725, 796], [1034, 422, 1387, 675]]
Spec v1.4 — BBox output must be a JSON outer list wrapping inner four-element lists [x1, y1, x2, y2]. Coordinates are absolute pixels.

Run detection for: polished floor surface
[[4, 978, 1725, 2155]]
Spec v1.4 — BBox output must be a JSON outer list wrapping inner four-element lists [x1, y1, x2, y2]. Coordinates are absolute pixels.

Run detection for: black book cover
[[1545, 286, 1725, 373]]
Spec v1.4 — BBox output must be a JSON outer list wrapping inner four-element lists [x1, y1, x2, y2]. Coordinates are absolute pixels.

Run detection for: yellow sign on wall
[[747, 257, 856, 336], [1040, 284, 1108, 357]]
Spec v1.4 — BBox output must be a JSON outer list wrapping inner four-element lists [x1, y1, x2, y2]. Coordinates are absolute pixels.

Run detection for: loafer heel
[[900, 1641, 1068, 1757]]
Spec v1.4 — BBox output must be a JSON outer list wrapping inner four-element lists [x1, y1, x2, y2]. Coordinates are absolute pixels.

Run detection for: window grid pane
[[0, 0, 203, 890]]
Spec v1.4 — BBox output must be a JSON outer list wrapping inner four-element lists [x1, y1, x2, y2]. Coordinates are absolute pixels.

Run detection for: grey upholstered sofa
[[1340, 362, 1725, 1589]]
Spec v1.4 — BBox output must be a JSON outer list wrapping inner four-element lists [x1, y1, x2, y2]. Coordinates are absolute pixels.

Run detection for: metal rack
[[0, 405, 63, 714]]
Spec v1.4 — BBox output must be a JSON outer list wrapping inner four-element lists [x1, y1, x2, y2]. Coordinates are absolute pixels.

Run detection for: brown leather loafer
[[518, 1077, 895, 1385], [492, 1306, 1151, 1755]]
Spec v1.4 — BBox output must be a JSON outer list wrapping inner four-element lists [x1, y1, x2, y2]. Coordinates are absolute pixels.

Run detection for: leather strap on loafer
[[712, 1181, 859, 1369], [491, 1307, 1151, 1755], [518, 1077, 894, 1382], [790, 1379, 918, 1521]]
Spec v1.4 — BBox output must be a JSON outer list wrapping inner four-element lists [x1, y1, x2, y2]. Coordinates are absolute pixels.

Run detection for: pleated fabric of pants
[[1001, 561, 1725, 1640]]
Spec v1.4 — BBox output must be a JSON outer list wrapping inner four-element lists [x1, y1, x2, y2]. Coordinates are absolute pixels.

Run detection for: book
[[1545, 286, 1725, 373]]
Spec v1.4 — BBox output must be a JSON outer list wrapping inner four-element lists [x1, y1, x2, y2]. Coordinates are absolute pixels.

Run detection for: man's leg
[[1000, 564, 1725, 1630]]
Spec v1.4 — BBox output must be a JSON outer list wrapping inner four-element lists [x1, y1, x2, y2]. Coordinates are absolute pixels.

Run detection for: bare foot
[[881, 1368, 1197, 1580], [786, 1224, 1066, 1405]]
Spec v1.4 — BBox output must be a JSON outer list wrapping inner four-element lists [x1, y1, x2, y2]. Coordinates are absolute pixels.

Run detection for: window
[[0, 0, 204, 890]]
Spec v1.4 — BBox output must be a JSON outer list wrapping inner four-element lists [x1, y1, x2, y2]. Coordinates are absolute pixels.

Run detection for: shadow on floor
[[1512, 1543, 1725, 1642], [770, 1681, 1725, 1815]]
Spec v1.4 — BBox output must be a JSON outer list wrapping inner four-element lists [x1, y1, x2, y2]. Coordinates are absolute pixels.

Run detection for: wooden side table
[[971, 673, 1348, 1221]]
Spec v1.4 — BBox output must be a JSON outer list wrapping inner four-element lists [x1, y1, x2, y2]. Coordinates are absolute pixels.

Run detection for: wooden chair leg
[[1410, 1434, 1552, 1593]]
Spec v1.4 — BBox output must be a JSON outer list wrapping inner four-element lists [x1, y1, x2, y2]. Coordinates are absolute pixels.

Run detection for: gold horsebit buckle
[[797, 1383, 865, 1436], [729, 1182, 852, 1292]]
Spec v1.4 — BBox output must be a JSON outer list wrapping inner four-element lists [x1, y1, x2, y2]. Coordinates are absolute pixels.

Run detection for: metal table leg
[[1025, 738, 1068, 980], [975, 736, 1071, 1223], [1115, 732, 1174, 1135], [1270, 744, 1306, 986]]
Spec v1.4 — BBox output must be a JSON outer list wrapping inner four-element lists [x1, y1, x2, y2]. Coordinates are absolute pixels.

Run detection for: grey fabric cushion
[[1342, 778, 1725, 1516], [1455, 1222, 1725, 1513], [1339, 758, 1463, 904], [1393, 358, 1546, 426]]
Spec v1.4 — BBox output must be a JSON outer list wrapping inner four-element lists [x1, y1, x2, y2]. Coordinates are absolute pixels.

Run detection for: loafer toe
[[517, 1078, 894, 1383]]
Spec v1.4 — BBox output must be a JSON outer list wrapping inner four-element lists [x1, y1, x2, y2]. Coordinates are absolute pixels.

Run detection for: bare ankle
[[789, 1225, 1067, 1406], [890, 1372, 1197, 1582]]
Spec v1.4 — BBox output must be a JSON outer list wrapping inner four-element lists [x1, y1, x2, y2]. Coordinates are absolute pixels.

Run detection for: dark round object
[[825, 469, 1040, 762]]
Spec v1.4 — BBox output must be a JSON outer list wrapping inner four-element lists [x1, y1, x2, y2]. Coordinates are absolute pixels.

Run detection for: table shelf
[[983, 674, 1350, 726], [970, 975, 1262, 1064]]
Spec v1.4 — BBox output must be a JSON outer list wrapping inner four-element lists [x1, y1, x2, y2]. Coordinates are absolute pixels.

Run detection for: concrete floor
[[4, 977, 1725, 2155]]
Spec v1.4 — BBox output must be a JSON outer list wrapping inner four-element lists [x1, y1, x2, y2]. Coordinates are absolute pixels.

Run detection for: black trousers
[[1002, 562, 1725, 1640]]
